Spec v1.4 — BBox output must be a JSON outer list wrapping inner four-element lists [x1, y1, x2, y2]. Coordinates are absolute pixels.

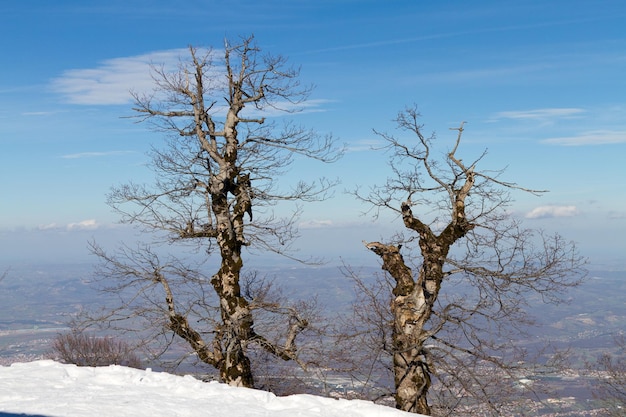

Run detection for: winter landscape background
[[2, 1, 626, 415]]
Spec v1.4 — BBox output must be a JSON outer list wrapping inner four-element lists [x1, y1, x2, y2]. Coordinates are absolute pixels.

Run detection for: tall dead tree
[[351, 106, 585, 415], [88, 36, 340, 387]]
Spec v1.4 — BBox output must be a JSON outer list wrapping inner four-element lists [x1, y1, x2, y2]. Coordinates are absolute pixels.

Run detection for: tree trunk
[[392, 285, 432, 415], [210, 187, 255, 387], [211, 261, 255, 387], [364, 242, 434, 414]]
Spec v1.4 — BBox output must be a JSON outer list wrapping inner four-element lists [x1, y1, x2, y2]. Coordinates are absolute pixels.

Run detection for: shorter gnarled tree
[[343, 106, 585, 415], [82, 35, 341, 388]]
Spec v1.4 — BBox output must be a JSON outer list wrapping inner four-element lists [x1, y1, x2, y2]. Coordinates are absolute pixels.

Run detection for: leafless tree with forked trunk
[[339, 106, 585, 415]]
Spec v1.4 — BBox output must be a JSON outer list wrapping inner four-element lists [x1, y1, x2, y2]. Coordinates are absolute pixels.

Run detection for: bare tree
[[345, 106, 585, 415], [590, 335, 626, 417], [86, 35, 341, 388], [51, 330, 142, 369]]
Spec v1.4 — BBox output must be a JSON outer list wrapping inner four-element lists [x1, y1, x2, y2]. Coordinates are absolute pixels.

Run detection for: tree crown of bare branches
[[111, 35, 342, 256]]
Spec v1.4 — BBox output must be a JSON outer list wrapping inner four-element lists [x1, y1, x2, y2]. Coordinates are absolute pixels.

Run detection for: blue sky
[[1, 0, 625, 267]]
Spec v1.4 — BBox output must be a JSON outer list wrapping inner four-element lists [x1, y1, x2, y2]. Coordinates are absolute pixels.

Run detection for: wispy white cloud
[[525, 205, 579, 219], [50, 49, 189, 105], [346, 139, 383, 153], [541, 130, 626, 146], [299, 219, 334, 229], [61, 151, 135, 159], [37, 223, 60, 231], [49, 48, 325, 115], [67, 219, 99, 231], [491, 108, 585, 122], [296, 99, 334, 114], [21, 111, 59, 116], [38, 220, 101, 231]]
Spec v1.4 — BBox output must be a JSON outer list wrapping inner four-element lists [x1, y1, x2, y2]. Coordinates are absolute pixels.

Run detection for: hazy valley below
[[1, 261, 624, 415]]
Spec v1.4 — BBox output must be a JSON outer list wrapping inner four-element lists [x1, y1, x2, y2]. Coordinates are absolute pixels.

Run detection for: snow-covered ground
[[0, 360, 421, 417]]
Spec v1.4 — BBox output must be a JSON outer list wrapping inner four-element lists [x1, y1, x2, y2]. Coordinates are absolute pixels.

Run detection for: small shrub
[[51, 330, 142, 368]]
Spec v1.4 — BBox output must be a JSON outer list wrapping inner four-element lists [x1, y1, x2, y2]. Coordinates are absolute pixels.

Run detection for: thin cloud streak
[[345, 139, 383, 153], [61, 151, 136, 159], [525, 205, 579, 219], [299, 219, 333, 229], [301, 16, 608, 55], [37, 223, 60, 231], [541, 130, 626, 146], [493, 108, 585, 121], [37, 219, 100, 231], [21, 111, 59, 116]]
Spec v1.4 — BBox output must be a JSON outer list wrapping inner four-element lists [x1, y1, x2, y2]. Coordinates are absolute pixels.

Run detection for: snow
[[0, 360, 422, 417]]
